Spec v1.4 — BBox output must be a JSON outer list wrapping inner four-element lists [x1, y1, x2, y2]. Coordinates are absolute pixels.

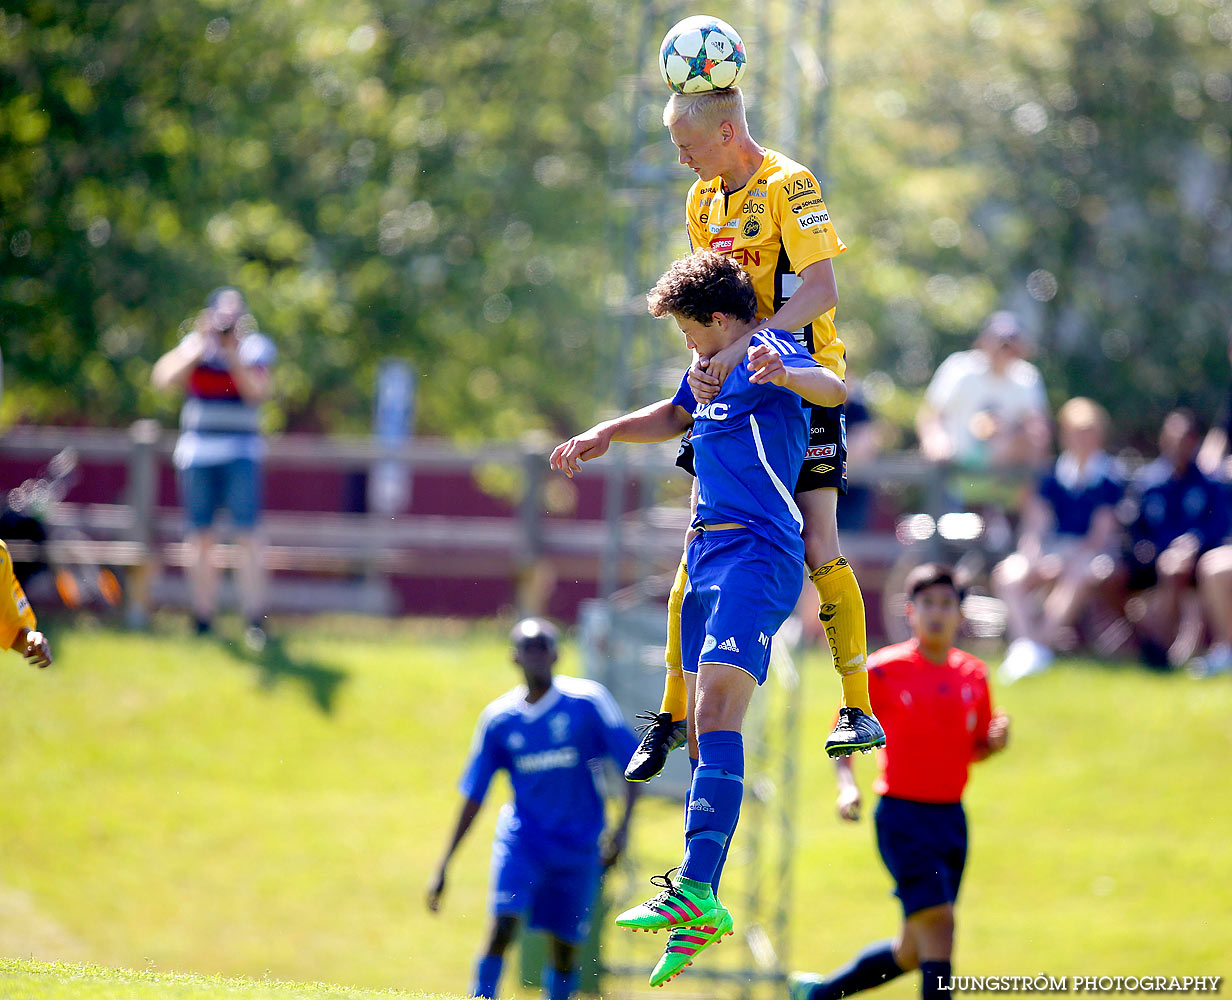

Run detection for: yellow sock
[[660, 668, 687, 722], [660, 557, 689, 721], [810, 556, 874, 715]]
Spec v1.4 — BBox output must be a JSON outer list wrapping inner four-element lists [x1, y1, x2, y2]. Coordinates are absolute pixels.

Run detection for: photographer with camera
[[152, 287, 277, 648]]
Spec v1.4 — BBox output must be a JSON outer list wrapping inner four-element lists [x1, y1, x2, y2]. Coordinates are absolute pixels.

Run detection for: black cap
[[206, 285, 246, 310], [980, 310, 1025, 343], [904, 562, 962, 599], [511, 617, 558, 651]]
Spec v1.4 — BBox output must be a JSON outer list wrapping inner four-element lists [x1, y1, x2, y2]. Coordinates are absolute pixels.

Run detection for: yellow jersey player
[[624, 85, 884, 781], [1, 540, 53, 669]]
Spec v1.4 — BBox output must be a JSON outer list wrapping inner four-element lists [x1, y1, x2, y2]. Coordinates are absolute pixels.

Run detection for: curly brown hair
[[646, 250, 757, 325]]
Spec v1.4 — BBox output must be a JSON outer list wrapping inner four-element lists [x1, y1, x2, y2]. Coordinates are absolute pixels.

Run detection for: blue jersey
[[1037, 453, 1124, 538], [672, 329, 819, 558], [1129, 459, 1229, 555], [459, 676, 638, 860]]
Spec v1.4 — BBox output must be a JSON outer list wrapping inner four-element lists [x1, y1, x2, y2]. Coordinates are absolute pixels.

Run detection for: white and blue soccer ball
[[659, 15, 747, 95]]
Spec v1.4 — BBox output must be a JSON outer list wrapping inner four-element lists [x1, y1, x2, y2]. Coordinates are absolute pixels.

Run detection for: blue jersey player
[[427, 618, 639, 1000], [551, 250, 847, 986]]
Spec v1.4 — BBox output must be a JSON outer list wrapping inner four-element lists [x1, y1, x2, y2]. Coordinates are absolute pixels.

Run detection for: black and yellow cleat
[[825, 706, 886, 758], [625, 710, 688, 782]]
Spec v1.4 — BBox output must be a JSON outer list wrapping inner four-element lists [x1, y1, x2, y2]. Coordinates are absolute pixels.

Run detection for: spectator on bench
[[1190, 542, 1232, 677], [1197, 325, 1232, 482], [1121, 409, 1229, 670], [993, 398, 1125, 682]]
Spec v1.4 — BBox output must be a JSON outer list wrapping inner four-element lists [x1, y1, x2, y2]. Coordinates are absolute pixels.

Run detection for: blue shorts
[[681, 528, 802, 685], [489, 837, 601, 943], [875, 796, 968, 917], [178, 459, 262, 531]]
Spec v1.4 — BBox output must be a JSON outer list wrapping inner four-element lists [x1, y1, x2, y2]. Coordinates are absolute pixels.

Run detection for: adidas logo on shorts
[[718, 637, 740, 652], [690, 797, 716, 812]]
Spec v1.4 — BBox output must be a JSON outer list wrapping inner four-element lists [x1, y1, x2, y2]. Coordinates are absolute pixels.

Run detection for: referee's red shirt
[[867, 640, 993, 804]]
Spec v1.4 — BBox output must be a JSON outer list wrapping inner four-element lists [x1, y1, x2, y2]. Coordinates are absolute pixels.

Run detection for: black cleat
[[825, 707, 887, 758], [625, 711, 688, 782]]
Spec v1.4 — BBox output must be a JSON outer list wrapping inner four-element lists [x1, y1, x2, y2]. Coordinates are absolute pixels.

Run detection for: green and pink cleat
[[649, 899, 734, 987], [614, 869, 718, 932]]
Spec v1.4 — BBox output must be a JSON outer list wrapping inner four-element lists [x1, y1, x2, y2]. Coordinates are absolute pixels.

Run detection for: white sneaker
[[1187, 643, 1232, 678], [999, 638, 1055, 684]]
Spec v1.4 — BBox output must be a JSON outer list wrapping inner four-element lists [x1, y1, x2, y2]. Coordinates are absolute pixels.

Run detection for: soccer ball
[[659, 15, 747, 95]]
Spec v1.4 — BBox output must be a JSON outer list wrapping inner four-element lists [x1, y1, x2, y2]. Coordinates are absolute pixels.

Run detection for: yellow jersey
[[0, 539, 37, 652], [685, 148, 848, 378]]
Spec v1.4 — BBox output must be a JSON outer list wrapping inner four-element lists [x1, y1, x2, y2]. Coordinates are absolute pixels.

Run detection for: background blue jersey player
[[426, 618, 639, 1000], [551, 250, 847, 987]]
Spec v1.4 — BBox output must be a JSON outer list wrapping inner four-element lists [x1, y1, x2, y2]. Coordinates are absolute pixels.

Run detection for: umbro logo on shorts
[[811, 462, 835, 475], [718, 637, 741, 652], [690, 797, 716, 812]]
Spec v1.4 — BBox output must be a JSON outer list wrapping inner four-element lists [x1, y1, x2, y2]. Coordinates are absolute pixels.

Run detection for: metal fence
[[1, 422, 962, 627]]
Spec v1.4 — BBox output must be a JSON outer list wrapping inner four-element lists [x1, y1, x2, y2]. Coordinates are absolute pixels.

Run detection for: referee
[[789, 563, 1010, 1000]]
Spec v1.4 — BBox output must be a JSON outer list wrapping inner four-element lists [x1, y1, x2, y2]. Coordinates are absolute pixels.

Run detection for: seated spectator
[[1191, 544, 1232, 676], [1197, 325, 1232, 482], [1121, 409, 1229, 669], [993, 398, 1125, 681], [916, 311, 1051, 473]]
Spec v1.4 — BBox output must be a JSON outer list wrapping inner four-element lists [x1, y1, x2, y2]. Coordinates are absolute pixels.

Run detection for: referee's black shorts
[[875, 795, 968, 918]]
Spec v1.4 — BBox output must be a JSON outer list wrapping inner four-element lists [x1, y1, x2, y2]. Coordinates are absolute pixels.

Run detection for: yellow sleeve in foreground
[[0, 540, 37, 651]]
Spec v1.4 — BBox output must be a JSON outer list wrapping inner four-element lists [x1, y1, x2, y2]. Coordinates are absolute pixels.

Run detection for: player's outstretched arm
[[602, 780, 640, 868], [973, 711, 1011, 761], [426, 796, 483, 912], [550, 400, 692, 478], [12, 627, 52, 669], [833, 755, 861, 822], [748, 344, 846, 408]]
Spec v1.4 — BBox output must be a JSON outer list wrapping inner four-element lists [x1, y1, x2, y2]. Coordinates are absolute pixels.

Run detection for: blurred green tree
[[833, 0, 1232, 448], [2, 0, 1230, 448], [0, 0, 624, 438]]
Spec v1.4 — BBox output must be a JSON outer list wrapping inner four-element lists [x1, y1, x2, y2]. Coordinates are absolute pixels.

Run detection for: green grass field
[[0, 617, 1228, 1000], [0, 959, 459, 1000]]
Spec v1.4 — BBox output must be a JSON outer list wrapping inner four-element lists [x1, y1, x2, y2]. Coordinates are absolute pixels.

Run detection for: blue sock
[[473, 955, 502, 999], [687, 754, 735, 896], [683, 757, 699, 831], [679, 730, 743, 887], [810, 940, 903, 999], [921, 960, 952, 1000], [712, 819, 736, 896], [543, 965, 579, 1000]]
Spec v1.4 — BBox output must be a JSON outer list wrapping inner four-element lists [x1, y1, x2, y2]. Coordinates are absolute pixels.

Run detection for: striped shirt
[[172, 332, 277, 469]]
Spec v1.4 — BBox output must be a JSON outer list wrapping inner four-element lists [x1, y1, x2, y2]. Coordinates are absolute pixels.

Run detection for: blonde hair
[[1057, 397, 1109, 437], [662, 87, 748, 131]]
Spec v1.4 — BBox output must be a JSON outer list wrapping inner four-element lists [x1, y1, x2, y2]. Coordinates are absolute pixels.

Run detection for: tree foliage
[[833, 0, 1232, 445], [1, 0, 626, 437], [2, 0, 1231, 445]]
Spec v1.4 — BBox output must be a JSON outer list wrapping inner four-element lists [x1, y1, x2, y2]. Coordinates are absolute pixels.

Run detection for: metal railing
[[1, 422, 960, 625]]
